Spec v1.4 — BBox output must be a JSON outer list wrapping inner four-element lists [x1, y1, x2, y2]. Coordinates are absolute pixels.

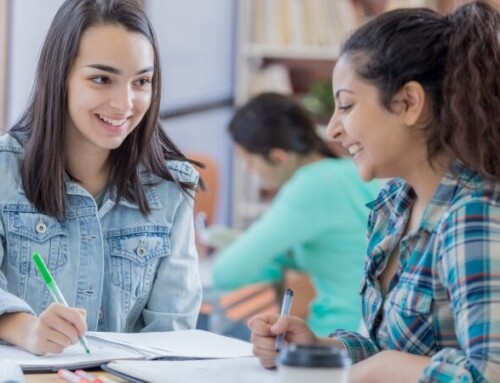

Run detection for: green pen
[[32, 252, 91, 354]]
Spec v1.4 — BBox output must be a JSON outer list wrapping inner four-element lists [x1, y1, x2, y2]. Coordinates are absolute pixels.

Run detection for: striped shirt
[[331, 161, 500, 382]]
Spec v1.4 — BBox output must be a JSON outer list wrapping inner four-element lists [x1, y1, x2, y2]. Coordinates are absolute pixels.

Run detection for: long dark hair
[[340, 0, 500, 179], [9, 0, 200, 219], [229, 92, 337, 162]]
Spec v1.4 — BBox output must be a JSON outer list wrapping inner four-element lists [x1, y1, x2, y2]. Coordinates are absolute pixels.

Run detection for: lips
[[96, 114, 129, 134], [97, 114, 128, 127]]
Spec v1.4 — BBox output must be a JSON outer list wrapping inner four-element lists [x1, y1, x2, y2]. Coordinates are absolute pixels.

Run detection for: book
[[0, 330, 253, 372], [103, 357, 277, 383], [0, 360, 25, 383]]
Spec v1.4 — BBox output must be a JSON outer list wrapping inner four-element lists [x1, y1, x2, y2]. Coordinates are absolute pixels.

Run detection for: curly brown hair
[[341, 0, 500, 179]]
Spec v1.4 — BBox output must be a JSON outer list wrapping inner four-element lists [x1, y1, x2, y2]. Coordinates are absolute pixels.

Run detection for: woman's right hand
[[0, 303, 87, 355], [22, 303, 87, 355], [247, 313, 317, 368]]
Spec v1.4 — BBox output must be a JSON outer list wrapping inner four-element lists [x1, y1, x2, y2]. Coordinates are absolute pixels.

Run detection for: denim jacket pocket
[[6, 208, 68, 278], [108, 226, 170, 296]]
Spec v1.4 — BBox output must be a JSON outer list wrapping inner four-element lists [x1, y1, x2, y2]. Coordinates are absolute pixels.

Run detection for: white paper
[[0, 360, 25, 383], [91, 329, 253, 358], [0, 329, 253, 371], [0, 337, 145, 370], [107, 357, 278, 383]]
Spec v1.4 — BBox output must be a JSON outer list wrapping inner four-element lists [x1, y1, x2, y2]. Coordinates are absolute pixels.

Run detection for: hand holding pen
[[28, 252, 90, 355], [247, 289, 319, 369]]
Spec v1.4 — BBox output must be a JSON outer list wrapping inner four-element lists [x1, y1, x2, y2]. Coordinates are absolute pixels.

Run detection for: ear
[[268, 148, 289, 165], [394, 81, 427, 127]]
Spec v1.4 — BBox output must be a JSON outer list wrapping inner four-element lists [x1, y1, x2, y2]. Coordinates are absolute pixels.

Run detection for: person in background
[[248, 1, 500, 382], [212, 92, 380, 336], [0, 0, 202, 355]]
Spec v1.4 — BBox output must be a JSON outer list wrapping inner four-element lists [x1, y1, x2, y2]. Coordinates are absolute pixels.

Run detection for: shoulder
[[166, 160, 199, 184], [0, 134, 25, 202], [0, 133, 24, 155], [143, 160, 199, 186], [441, 172, 500, 225], [287, 158, 379, 199], [0, 134, 23, 172]]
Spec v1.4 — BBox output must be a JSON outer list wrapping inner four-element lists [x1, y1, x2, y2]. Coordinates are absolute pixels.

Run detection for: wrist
[[0, 312, 36, 347], [316, 336, 346, 350]]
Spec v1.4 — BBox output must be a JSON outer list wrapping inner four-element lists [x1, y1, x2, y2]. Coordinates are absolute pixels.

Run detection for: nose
[[109, 84, 133, 113], [326, 109, 343, 143]]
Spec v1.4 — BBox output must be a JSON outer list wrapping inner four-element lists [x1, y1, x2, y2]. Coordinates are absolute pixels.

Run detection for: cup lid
[[278, 344, 351, 368]]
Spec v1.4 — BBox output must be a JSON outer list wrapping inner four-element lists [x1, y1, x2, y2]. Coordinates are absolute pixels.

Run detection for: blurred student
[[0, 0, 201, 355], [248, 2, 500, 381], [212, 92, 380, 336]]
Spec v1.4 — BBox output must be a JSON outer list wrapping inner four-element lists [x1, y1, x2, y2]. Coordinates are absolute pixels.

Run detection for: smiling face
[[327, 55, 427, 181], [65, 24, 154, 156]]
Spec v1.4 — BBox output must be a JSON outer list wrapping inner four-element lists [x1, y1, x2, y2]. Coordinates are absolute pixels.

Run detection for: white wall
[[162, 108, 233, 225], [147, 0, 236, 224], [6, 0, 64, 127]]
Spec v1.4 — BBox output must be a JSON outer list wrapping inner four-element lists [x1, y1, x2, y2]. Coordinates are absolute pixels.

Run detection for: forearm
[[317, 336, 347, 349], [0, 312, 36, 347], [351, 350, 430, 383]]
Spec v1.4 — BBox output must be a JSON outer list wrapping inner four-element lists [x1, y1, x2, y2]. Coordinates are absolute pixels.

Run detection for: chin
[[358, 169, 376, 182]]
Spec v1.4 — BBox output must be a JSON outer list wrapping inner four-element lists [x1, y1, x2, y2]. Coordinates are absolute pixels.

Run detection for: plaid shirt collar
[[366, 160, 478, 235]]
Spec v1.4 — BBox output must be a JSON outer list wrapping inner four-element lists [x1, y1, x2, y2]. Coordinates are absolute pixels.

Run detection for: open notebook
[[0, 330, 253, 372]]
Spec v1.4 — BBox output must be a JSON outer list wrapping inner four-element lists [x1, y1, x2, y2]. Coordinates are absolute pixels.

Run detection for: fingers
[[251, 332, 279, 369], [29, 303, 87, 355], [248, 313, 317, 369], [248, 313, 281, 336]]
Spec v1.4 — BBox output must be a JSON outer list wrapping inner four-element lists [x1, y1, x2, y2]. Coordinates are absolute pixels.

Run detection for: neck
[[65, 146, 111, 197], [405, 154, 452, 219]]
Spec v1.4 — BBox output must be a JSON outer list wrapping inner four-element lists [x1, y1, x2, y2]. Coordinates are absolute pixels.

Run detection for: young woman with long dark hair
[[0, 0, 202, 355]]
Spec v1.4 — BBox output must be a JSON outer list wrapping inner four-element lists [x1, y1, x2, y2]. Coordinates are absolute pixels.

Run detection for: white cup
[[277, 344, 351, 383]]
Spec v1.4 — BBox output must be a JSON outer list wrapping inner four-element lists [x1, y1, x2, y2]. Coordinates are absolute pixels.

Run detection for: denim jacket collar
[[17, 170, 164, 212]]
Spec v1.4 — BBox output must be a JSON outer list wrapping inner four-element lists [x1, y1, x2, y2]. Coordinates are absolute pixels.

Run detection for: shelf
[[243, 44, 341, 61]]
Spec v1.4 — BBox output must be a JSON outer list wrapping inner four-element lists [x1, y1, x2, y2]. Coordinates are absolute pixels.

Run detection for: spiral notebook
[[0, 330, 253, 372]]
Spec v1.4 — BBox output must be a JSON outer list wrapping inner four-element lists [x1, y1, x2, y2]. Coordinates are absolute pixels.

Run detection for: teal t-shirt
[[212, 158, 380, 336]]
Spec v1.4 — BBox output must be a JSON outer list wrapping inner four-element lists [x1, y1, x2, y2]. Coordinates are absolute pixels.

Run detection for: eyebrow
[[335, 89, 354, 99], [85, 64, 154, 75]]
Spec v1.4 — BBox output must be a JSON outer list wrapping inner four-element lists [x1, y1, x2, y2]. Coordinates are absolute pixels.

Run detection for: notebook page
[[91, 329, 253, 358], [0, 337, 146, 370]]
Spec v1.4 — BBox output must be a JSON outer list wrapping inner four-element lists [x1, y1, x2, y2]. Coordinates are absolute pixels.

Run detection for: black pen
[[275, 288, 294, 353]]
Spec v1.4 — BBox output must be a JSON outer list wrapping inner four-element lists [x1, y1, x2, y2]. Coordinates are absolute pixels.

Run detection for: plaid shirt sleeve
[[329, 330, 380, 363], [421, 199, 500, 382]]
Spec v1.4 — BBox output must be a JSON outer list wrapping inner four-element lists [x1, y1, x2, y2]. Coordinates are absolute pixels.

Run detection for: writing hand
[[247, 313, 317, 368], [24, 303, 87, 355]]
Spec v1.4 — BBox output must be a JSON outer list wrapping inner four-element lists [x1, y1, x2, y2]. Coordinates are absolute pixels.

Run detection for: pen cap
[[278, 344, 351, 368]]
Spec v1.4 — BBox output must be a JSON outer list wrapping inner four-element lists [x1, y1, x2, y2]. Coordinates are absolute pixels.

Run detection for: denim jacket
[[0, 134, 202, 333]]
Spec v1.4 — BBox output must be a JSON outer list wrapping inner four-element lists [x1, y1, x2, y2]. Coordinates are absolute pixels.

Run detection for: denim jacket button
[[136, 246, 146, 257], [35, 222, 47, 234]]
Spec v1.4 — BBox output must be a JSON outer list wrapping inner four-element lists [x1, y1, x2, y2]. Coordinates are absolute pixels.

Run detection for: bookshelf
[[231, 0, 448, 229]]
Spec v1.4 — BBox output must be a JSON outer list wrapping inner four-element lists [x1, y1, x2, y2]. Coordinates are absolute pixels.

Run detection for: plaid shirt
[[331, 161, 500, 382]]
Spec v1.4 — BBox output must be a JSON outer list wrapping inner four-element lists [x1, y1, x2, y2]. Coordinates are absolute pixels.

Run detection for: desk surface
[[25, 371, 128, 383]]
